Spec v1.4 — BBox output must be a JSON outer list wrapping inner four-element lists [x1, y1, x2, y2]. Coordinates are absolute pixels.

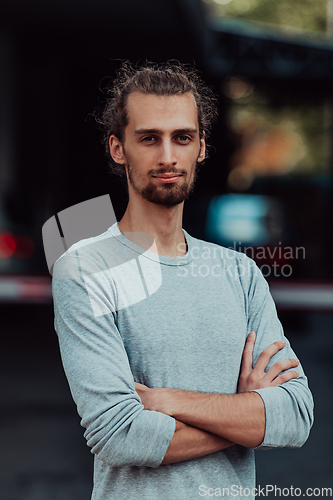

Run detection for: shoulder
[[53, 224, 123, 280]]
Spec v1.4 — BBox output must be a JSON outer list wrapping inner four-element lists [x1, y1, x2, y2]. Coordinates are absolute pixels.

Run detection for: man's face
[[110, 91, 205, 207]]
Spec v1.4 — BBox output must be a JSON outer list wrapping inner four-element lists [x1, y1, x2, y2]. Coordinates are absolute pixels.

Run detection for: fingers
[[270, 369, 299, 386], [238, 335, 301, 392], [134, 382, 148, 392], [253, 340, 286, 374], [264, 358, 299, 382], [240, 331, 256, 377]]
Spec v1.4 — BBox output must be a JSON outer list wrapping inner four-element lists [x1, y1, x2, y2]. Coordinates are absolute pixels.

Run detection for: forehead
[[125, 91, 198, 131]]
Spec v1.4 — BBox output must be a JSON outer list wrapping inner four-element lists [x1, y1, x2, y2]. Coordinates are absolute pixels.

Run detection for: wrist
[[154, 387, 177, 416]]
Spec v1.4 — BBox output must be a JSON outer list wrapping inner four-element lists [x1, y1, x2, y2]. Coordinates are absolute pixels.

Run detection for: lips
[[152, 174, 182, 183]]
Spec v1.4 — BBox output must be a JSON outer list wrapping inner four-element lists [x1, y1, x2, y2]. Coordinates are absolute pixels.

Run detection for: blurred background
[[1, 0, 333, 498]]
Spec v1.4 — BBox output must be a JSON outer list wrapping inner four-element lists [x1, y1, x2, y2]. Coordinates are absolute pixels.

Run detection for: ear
[[109, 135, 126, 164], [197, 131, 206, 163]]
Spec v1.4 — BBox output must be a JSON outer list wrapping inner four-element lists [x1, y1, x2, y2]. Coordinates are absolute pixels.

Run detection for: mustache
[[148, 167, 187, 176]]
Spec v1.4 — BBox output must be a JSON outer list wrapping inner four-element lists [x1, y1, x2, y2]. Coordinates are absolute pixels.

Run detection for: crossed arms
[[53, 249, 314, 468], [135, 332, 301, 464]]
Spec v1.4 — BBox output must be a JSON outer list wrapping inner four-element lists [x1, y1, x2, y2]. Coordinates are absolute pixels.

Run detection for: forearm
[[161, 419, 234, 464], [157, 389, 265, 448]]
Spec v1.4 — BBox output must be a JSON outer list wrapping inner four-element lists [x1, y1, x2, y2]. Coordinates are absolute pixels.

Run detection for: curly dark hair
[[96, 61, 219, 179]]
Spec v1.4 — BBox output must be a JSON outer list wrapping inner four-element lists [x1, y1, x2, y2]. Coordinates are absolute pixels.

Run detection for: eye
[[142, 136, 157, 142], [177, 135, 191, 143]]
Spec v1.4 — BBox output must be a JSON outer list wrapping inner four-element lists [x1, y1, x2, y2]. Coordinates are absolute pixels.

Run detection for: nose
[[158, 139, 177, 168]]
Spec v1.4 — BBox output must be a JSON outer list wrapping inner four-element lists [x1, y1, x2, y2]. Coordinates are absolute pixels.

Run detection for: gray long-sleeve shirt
[[53, 223, 314, 499]]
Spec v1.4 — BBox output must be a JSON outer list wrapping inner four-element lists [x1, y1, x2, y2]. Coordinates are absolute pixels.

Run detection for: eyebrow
[[134, 128, 198, 135]]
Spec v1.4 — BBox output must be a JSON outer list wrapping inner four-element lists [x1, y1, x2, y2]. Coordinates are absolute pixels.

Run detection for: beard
[[125, 157, 201, 207]]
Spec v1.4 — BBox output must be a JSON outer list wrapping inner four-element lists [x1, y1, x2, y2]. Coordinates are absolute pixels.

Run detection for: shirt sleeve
[[239, 255, 314, 449], [52, 250, 175, 467]]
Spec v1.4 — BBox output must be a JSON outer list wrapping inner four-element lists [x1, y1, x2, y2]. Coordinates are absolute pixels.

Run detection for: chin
[[141, 183, 194, 206]]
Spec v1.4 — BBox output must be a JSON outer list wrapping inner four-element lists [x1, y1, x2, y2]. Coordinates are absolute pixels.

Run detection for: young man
[[53, 62, 313, 499]]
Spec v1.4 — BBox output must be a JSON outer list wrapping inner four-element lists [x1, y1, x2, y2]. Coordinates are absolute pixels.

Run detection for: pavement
[[1, 304, 332, 500]]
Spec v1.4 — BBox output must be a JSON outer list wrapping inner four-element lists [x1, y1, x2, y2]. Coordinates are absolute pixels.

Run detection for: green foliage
[[204, 0, 327, 33]]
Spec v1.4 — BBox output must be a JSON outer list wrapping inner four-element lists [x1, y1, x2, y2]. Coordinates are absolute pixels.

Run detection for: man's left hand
[[237, 331, 299, 393]]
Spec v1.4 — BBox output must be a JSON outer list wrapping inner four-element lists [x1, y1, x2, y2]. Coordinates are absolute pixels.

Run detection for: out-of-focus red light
[[0, 232, 17, 258]]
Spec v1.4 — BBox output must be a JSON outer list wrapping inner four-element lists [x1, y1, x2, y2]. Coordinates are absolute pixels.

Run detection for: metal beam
[[207, 17, 333, 80]]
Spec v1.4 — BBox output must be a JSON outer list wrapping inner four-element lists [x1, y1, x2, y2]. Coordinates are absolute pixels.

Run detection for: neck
[[118, 195, 187, 257]]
